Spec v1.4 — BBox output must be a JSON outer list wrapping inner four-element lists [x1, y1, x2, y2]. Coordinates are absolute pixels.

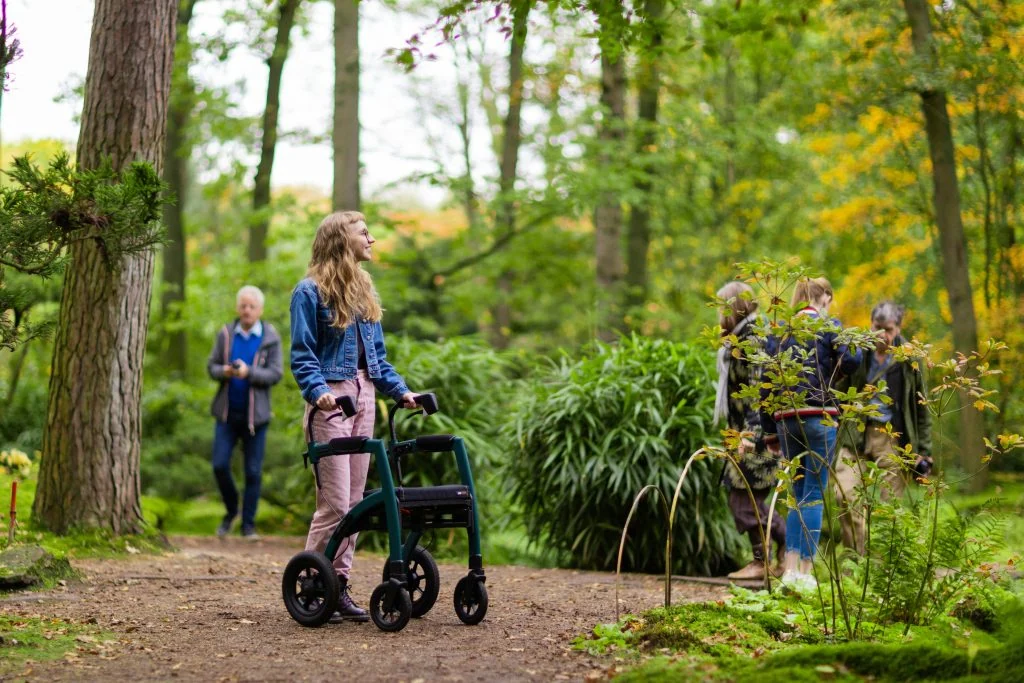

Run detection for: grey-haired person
[[833, 301, 932, 554], [207, 285, 284, 540]]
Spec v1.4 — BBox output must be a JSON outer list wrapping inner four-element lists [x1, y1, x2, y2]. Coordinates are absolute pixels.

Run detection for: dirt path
[[1, 536, 727, 682]]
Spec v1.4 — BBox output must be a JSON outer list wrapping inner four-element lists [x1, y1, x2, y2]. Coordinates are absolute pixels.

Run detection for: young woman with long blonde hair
[[290, 210, 418, 622], [762, 276, 860, 591]]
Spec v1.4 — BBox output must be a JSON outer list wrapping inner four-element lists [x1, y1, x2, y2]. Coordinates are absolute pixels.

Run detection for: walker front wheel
[[453, 576, 488, 625], [282, 551, 339, 628], [369, 582, 412, 632], [382, 545, 440, 618]]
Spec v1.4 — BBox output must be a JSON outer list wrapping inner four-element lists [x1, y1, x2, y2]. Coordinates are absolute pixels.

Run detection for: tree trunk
[[491, 0, 530, 348], [35, 0, 176, 534], [332, 0, 359, 210], [250, 0, 301, 262], [903, 0, 986, 491], [160, 0, 198, 376], [625, 0, 663, 317], [456, 43, 480, 233], [594, 3, 627, 342]]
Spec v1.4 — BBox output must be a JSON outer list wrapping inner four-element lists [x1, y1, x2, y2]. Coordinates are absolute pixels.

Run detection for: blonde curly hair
[[307, 211, 382, 328]]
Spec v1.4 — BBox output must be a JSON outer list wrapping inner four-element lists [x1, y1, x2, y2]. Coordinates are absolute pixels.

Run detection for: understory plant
[[504, 334, 742, 575]]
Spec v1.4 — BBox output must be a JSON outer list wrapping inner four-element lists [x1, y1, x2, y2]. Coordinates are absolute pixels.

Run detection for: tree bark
[[625, 0, 663, 317], [160, 0, 198, 376], [903, 0, 986, 491], [35, 0, 176, 534], [250, 0, 301, 262], [332, 0, 359, 210], [594, 2, 627, 342], [491, 0, 530, 348]]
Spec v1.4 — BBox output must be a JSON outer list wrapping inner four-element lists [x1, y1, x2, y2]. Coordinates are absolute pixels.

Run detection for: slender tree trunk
[[722, 41, 736, 192], [456, 42, 480, 233], [250, 0, 301, 262], [903, 0, 986, 492], [160, 0, 198, 376], [333, 0, 359, 210], [0, 0, 7, 162], [625, 0, 663, 317], [594, 3, 627, 342], [999, 119, 1021, 296], [491, 0, 530, 348], [35, 0, 176, 534], [5, 341, 28, 406]]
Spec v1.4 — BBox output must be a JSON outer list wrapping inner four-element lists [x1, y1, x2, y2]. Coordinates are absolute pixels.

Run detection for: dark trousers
[[212, 412, 267, 529], [728, 488, 786, 562]]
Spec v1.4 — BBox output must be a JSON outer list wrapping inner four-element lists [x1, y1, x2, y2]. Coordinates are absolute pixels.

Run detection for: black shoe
[[329, 580, 369, 623], [216, 515, 236, 538], [241, 525, 260, 541]]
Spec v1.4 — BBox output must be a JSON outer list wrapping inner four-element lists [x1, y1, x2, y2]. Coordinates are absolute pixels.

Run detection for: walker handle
[[325, 395, 358, 422]]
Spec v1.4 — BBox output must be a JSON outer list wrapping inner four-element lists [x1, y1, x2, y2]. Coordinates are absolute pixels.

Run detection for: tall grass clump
[[504, 335, 743, 575]]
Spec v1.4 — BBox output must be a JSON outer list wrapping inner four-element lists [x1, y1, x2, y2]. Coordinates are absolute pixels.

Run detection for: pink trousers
[[303, 370, 376, 578]]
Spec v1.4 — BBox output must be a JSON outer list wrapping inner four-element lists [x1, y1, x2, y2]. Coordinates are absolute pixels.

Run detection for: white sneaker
[[779, 569, 817, 593], [780, 569, 800, 585], [796, 571, 818, 592]]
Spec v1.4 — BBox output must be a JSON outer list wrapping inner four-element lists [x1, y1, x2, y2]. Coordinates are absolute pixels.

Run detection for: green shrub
[[504, 335, 743, 575]]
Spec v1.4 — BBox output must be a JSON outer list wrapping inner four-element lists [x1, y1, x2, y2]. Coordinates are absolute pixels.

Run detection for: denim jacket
[[759, 310, 861, 439], [289, 277, 410, 405]]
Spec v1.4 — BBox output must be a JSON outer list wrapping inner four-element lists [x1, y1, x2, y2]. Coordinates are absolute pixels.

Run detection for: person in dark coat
[[833, 301, 932, 553]]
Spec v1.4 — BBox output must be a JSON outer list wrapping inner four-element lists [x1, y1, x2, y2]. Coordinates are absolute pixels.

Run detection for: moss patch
[[0, 545, 77, 590], [0, 615, 114, 673]]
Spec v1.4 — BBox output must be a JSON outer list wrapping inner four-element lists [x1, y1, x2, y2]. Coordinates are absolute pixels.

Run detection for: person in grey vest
[[207, 285, 283, 540]]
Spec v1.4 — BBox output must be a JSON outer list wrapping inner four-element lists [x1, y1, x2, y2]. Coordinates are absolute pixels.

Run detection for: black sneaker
[[216, 515, 236, 538], [241, 525, 260, 541], [329, 580, 369, 623]]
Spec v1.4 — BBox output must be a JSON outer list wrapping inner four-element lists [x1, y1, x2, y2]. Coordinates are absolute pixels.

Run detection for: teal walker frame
[[281, 393, 488, 632]]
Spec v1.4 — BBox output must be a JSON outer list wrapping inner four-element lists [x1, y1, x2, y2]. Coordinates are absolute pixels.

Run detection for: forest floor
[[0, 535, 727, 682]]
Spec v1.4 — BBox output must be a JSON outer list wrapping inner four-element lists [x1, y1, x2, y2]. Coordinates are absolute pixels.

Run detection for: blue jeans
[[778, 416, 836, 560], [212, 413, 268, 529]]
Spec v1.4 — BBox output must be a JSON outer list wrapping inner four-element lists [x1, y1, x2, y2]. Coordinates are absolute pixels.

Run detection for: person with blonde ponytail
[[290, 211, 419, 623]]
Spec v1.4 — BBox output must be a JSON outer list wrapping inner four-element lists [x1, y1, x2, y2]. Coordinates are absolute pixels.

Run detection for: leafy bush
[[504, 335, 743, 575]]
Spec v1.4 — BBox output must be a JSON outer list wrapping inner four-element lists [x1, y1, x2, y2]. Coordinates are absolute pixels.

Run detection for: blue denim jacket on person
[[289, 277, 410, 405], [758, 310, 861, 440]]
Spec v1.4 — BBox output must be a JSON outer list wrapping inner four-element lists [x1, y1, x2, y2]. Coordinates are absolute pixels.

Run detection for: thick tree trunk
[[160, 0, 198, 376], [332, 0, 359, 210], [625, 0, 663, 317], [491, 0, 530, 348], [35, 0, 176, 534], [594, 3, 627, 342], [903, 0, 986, 491], [250, 0, 301, 262]]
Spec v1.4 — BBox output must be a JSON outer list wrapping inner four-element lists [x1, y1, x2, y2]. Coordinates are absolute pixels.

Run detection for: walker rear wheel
[[282, 551, 339, 628]]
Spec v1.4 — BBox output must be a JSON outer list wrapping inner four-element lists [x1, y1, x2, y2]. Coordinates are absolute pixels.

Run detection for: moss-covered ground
[[576, 583, 1024, 682]]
